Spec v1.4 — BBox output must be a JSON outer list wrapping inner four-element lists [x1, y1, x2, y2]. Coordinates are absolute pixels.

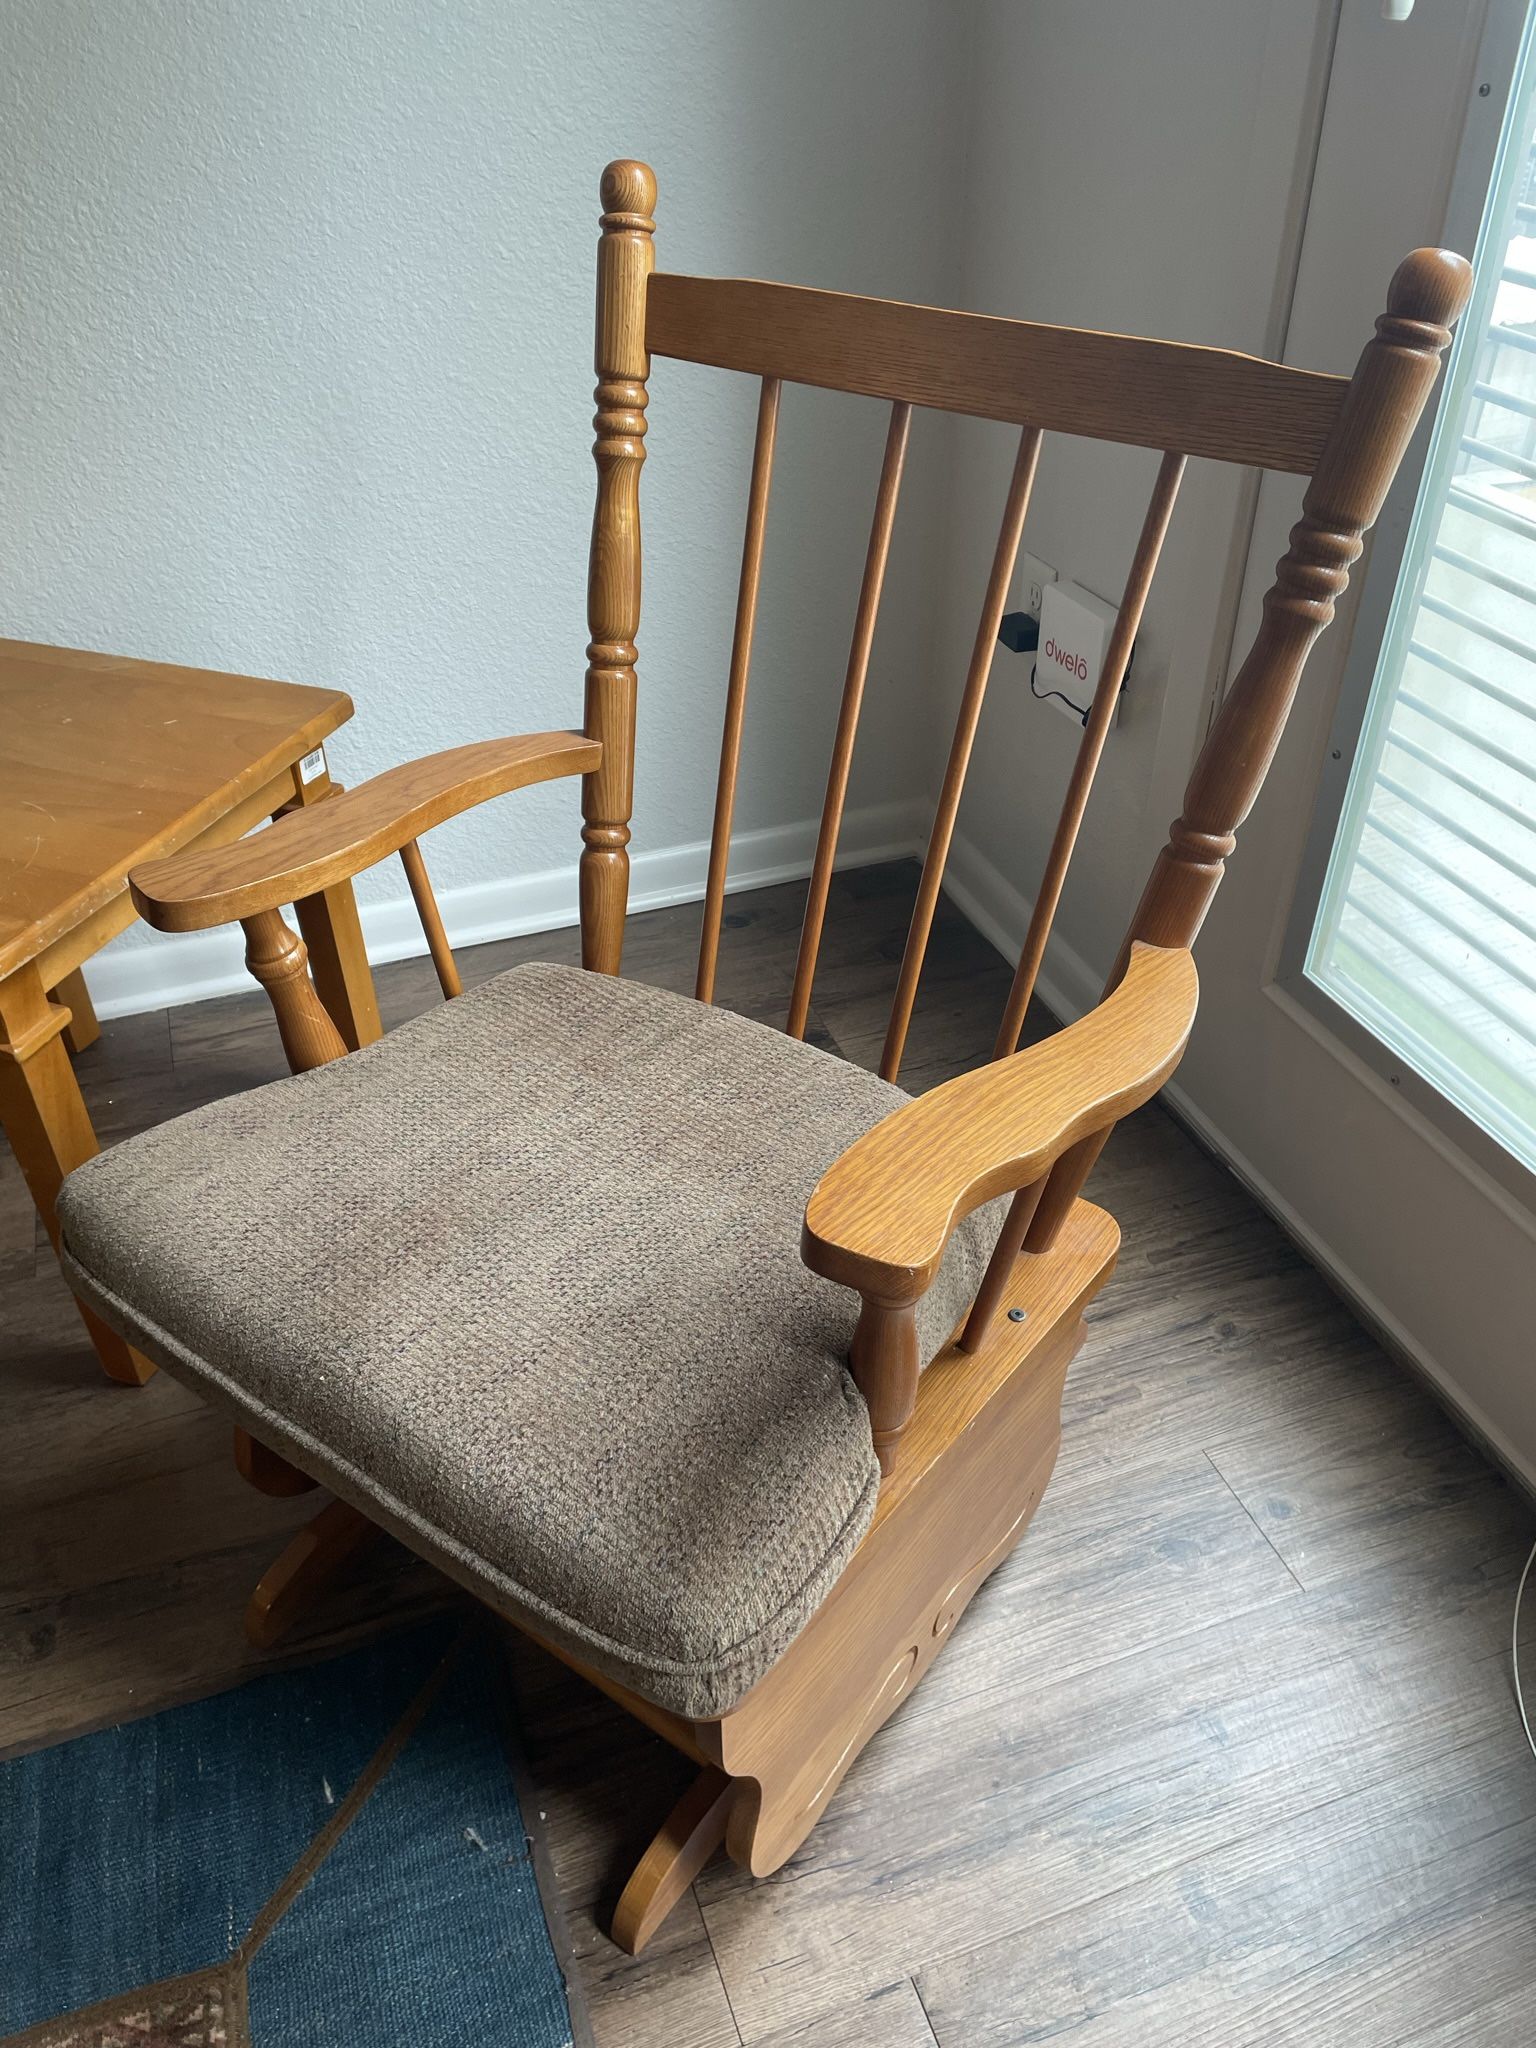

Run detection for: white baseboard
[[941, 828, 1101, 1023], [88, 797, 928, 1022], [1159, 1070, 1536, 1500], [943, 828, 1536, 1502]]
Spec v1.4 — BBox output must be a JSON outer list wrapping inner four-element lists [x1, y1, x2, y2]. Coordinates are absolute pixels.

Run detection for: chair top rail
[[646, 273, 1348, 474]]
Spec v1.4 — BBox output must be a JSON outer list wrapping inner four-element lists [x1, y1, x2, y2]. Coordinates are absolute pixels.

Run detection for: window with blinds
[[1308, 26, 1536, 1176]]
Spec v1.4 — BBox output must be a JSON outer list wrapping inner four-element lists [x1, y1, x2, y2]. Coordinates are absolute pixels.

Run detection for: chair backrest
[[579, 159, 1471, 1081]]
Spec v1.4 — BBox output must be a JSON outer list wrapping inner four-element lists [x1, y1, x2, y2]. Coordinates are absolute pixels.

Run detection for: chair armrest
[[129, 731, 600, 931], [802, 941, 1198, 1299]]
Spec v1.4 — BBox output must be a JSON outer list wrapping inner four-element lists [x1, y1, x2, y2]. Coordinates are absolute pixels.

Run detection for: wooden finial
[[600, 157, 658, 224], [1385, 245, 1475, 338], [581, 160, 658, 974], [1122, 246, 1471, 963]]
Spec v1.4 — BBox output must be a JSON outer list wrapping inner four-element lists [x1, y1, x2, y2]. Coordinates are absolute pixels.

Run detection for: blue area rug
[[0, 1621, 576, 2047]]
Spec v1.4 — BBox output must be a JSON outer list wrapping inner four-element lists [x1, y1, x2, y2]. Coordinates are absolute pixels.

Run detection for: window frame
[[1279, 0, 1536, 1211]]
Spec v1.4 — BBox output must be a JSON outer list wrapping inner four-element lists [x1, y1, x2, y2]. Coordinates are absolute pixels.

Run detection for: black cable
[[1029, 659, 1089, 727]]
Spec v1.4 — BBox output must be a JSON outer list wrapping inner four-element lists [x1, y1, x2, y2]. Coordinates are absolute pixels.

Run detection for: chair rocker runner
[[54, 162, 1469, 1955]]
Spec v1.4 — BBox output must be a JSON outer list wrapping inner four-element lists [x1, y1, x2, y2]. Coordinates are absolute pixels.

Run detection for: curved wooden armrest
[[129, 731, 601, 931], [803, 942, 1198, 1300]]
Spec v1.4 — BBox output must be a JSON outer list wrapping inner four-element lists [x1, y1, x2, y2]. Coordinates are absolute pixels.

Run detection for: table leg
[[276, 767, 382, 1051], [53, 967, 100, 1054], [0, 965, 155, 1385]]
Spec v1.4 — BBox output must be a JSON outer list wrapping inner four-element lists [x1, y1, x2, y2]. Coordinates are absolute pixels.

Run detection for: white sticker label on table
[[298, 746, 327, 785]]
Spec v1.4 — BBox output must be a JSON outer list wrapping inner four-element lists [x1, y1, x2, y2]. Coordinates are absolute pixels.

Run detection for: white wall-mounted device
[[1034, 578, 1125, 728]]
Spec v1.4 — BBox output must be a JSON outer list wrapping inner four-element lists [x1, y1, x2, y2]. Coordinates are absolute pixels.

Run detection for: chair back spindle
[[880, 424, 1042, 1082], [785, 399, 912, 1037], [697, 375, 783, 1003], [993, 449, 1186, 1058]]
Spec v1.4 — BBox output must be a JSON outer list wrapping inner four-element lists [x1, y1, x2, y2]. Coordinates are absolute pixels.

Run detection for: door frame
[[1149, 0, 1536, 1492], [1277, 0, 1536, 1211]]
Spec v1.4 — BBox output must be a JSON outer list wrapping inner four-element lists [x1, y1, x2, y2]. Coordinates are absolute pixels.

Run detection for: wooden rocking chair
[[55, 162, 1469, 1956]]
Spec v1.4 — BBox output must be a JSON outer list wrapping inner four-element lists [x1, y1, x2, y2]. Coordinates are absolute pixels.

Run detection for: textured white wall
[[2, 0, 969, 1005]]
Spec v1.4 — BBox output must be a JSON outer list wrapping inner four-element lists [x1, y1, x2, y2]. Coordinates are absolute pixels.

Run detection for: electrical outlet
[[1018, 552, 1056, 619]]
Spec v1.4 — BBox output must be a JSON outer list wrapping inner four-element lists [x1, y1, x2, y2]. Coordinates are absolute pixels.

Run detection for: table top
[[0, 640, 352, 979]]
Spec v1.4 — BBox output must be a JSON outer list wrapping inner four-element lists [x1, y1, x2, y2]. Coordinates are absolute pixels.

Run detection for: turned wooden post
[[234, 908, 349, 1495], [581, 158, 656, 974], [241, 909, 350, 1075], [1124, 247, 1471, 961], [850, 1294, 921, 1476]]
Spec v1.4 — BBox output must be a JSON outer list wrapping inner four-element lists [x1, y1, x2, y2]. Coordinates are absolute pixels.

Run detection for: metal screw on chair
[[1007, 1307, 1028, 1323]]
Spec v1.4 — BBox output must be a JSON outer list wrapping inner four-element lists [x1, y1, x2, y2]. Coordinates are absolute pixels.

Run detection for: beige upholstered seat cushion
[[59, 962, 999, 1719]]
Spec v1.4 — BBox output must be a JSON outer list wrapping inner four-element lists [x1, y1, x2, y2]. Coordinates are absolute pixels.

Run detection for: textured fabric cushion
[[59, 963, 1000, 1718]]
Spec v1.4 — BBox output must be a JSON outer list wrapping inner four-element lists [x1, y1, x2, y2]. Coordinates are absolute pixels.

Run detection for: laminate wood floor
[[4, 864, 1534, 2045]]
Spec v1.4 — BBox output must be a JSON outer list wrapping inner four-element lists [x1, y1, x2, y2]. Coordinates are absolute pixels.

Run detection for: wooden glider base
[[237, 1197, 1119, 1954]]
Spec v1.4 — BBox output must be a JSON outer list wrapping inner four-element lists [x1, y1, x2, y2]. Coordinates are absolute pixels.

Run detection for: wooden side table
[[0, 640, 381, 1383]]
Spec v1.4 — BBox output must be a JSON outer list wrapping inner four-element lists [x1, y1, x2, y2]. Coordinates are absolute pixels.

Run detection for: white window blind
[[1308, 22, 1536, 1176]]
